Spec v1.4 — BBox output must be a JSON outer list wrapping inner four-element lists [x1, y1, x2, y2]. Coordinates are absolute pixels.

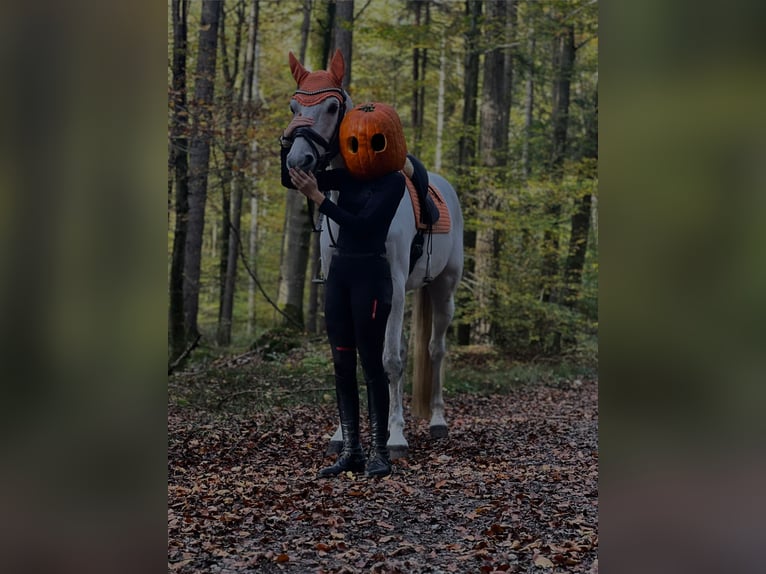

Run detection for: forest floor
[[168, 346, 598, 573]]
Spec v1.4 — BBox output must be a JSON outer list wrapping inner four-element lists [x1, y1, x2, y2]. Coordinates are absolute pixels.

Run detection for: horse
[[284, 50, 463, 459]]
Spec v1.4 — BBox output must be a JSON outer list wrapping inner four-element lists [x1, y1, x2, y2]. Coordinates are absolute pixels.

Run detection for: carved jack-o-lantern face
[[339, 102, 407, 180]]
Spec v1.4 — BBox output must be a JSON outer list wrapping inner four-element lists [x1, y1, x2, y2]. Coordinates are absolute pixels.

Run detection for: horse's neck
[[325, 90, 350, 177]]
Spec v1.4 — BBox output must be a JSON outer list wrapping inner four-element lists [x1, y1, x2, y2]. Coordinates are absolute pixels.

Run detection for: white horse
[[285, 50, 463, 458]]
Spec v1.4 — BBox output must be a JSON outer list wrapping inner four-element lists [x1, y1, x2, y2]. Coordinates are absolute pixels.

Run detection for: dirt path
[[168, 379, 598, 573]]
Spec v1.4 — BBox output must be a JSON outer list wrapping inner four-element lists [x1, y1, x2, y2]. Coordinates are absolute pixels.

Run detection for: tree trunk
[[410, 0, 429, 157], [473, 0, 513, 344], [246, 0, 262, 337], [215, 0, 239, 346], [311, 0, 334, 70], [218, 0, 260, 346], [331, 0, 353, 89], [564, 88, 597, 308], [299, 0, 312, 62], [169, 0, 190, 360], [434, 35, 446, 172], [541, 23, 575, 306], [217, 157, 232, 327], [218, 175, 242, 345], [276, 1, 321, 329], [306, 0, 337, 334], [183, 0, 221, 342], [247, 193, 258, 336], [277, 193, 312, 327], [455, 0, 482, 346], [307, 230, 322, 333], [522, 28, 535, 179]]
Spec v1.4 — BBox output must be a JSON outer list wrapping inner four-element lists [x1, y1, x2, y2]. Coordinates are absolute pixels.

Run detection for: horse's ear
[[328, 49, 345, 87], [289, 51, 309, 86]]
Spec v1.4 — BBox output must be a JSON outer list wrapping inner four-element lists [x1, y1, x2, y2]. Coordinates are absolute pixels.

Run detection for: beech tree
[[275, 1, 316, 329], [455, 0, 482, 346], [183, 0, 221, 344], [473, 0, 516, 343], [165, 0, 598, 359], [217, 0, 262, 346], [169, 0, 190, 360]]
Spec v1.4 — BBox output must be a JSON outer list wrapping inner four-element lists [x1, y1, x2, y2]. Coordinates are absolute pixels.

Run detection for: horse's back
[[398, 171, 463, 291], [427, 171, 464, 273], [427, 171, 463, 228]]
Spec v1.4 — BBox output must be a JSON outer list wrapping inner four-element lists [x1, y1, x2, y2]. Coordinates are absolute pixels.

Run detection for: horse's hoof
[[326, 440, 342, 455], [388, 445, 408, 460], [430, 425, 448, 439]]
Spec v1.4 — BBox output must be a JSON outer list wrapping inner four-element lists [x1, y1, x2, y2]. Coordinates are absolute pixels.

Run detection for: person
[[280, 103, 407, 478]]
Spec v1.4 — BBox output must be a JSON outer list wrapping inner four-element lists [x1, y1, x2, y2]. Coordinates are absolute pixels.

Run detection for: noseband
[[290, 87, 347, 171]]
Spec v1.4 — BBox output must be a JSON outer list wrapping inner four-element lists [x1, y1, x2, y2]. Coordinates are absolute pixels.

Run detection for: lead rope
[[308, 193, 337, 285], [306, 194, 337, 249]]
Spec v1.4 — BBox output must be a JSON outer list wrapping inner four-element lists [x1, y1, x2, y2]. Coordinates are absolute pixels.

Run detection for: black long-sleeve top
[[281, 147, 405, 256]]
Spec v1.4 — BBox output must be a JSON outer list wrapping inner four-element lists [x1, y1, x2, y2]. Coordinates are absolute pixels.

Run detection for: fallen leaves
[[534, 554, 555, 568], [168, 380, 599, 572]]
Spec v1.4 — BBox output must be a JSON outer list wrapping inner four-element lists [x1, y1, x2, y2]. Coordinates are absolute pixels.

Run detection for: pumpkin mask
[[339, 102, 407, 181]]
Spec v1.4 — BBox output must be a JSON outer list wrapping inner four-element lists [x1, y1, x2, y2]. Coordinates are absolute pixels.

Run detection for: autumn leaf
[[169, 377, 598, 573], [534, 555, 554, 568]]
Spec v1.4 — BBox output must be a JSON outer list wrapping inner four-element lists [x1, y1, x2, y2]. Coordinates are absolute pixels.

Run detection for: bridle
[[287, 86, 348, 242], [289, 87, 347, 172]]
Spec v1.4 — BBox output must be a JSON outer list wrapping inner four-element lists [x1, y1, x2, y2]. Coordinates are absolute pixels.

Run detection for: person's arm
[[289, 167, 405, 233], [283, 147, 353, 191], [313, 171, 405, 235]]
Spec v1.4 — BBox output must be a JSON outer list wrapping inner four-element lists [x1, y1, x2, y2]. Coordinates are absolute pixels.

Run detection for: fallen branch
[[168, 334, 201, 376]]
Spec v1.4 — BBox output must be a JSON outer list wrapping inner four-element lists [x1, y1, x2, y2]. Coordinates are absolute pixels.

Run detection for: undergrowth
[[169, 330, 597, 414]]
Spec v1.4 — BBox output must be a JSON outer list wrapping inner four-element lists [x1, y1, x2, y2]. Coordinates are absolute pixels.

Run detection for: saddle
[[403, 154, 441, 228], [402, 155, 451, 277]]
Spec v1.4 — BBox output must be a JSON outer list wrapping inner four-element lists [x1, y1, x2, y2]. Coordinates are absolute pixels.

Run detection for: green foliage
[[444, 344, 597, 396], [251, 326, 302, 360], [168, 0, 599, 360]]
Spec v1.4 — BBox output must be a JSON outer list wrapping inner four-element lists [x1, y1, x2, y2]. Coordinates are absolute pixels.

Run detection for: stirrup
[[311, 257, 326, 284]]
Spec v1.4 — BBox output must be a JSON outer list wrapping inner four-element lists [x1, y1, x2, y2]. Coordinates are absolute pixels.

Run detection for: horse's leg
[[427, 275, 458, 438], [383, 278, 408, 459], [320, 225, 345, 455], [327, 425, 343, 454]]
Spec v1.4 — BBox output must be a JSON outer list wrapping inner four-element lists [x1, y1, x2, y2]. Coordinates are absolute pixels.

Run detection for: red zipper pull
[[372, 299, 378, 319]]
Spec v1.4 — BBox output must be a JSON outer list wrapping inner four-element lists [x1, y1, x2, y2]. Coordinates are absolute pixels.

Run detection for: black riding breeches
[[325, 254, 393, 394]]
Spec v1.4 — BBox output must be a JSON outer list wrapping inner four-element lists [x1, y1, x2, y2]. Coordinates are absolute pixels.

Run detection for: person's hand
[[281, 115, 314, 146], [289, 167, 324, 205]]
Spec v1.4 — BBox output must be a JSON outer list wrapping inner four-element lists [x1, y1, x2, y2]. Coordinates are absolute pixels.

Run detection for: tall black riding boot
[[318, 386, 366, 477], [365, 376, 392, 478]]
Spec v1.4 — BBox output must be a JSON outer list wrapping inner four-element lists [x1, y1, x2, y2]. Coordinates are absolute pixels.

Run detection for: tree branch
[[230, 219, 306, 331], [575, 35, 596, 51], [354, 0, 374, 21], [168, 333, 201, 375]]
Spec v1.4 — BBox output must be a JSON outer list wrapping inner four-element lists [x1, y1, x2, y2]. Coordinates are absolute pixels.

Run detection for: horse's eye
[[327, 102, 339, 114]]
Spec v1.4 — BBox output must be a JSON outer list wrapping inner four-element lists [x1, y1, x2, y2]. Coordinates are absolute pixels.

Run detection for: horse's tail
[[411, 287, 432, 419]]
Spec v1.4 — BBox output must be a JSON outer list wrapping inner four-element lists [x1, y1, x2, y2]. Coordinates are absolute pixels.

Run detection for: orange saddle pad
[[403, 176, 451, 234]]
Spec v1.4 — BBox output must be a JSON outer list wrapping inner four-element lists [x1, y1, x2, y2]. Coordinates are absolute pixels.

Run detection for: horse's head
[[285, 49, 351, 172]]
